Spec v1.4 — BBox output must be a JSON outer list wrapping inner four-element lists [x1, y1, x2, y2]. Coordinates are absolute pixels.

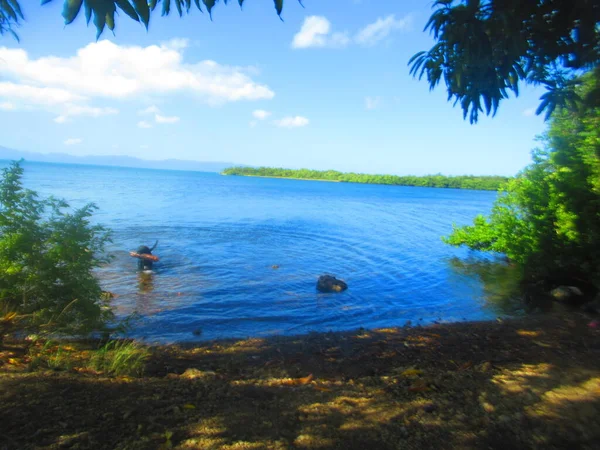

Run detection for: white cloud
[[64, 104, 118, 117], [252, 109, 271, 120], [355, 14, 412, 46], [64, 138, 82, 146], [162, 38, 189, 51], [138, 105, 160, 115], [0, 101, 15, 110], [0, 81, 84, 105], [522, 107, 536, 117], [274, 116, 309, 128], [292, 14, 412, 49], [0, 41, 274, 105], [139, 106, 179, 125], [0, 79, 117, 123], [155, 114, 180, 124], [53, 104, 118, 123], [292, 16, 350, 49], [365, 96, 382, 110]]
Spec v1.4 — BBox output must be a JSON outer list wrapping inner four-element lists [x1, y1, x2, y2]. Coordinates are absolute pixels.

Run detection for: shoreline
[[221, 173, 502, 190], [2, 311, 599, 449], [223, 174, 342, 183]]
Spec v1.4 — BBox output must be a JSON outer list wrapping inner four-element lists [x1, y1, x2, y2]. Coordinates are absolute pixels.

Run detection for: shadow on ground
[[1, 313, 600, 449]]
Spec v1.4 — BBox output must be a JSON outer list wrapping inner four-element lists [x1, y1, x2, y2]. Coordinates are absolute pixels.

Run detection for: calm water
[[13, 161, 509, 342]]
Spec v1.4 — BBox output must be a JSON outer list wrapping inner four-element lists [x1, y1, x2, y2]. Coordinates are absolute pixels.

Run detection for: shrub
[[0, 161, 112, 335], [444, 73, 600, 293]]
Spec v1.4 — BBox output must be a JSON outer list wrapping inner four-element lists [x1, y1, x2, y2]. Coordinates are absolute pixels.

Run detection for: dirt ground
[[1, 312, 600, 450]]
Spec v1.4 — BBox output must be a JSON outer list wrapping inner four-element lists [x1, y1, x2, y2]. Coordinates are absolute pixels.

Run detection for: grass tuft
[[89, 340, 150, 377]]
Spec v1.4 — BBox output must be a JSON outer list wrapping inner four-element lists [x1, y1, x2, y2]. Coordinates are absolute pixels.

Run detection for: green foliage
[[222, 166, 509, 191], [0, 0, 23, 40], [445, 73, 600, 287], [410, 0, 600, 123], [88, 339, 149, 376], [0, 161, 113, 334], [1, 0, 296, 39]]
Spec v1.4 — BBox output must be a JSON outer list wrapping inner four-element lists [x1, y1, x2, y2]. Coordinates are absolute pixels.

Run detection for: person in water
[[136, 240, 158, 271]]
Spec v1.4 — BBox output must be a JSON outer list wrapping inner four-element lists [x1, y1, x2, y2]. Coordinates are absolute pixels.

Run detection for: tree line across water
[[221, 167, 509, 191]]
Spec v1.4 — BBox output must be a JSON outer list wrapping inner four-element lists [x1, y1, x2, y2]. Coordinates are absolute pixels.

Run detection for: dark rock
[[550, 285, 585, 306], [317, 275, 348, 293]]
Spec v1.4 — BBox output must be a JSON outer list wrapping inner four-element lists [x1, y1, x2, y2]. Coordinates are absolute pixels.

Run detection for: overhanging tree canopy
[[409, 0, 600, 123], [0, 0, 291, 40]]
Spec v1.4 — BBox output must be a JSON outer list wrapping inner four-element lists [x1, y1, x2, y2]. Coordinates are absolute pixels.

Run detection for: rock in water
[[317, 275, 348, 293]]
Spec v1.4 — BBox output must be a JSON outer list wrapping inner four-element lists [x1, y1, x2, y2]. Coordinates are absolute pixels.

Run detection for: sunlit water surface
[[14, 161, 514, 342]]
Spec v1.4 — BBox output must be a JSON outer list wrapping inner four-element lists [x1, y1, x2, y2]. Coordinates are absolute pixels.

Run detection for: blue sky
[[0, 0, 548, 176]]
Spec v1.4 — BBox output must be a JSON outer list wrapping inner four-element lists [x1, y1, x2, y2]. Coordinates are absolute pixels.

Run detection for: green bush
[[0, 161, 113, 334], [444, 73, 600, 292]]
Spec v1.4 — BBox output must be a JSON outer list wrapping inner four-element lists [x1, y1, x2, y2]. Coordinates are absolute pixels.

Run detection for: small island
[[222, 166, 510, 191]]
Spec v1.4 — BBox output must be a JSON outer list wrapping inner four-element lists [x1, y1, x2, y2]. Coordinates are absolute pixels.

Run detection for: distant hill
[[0, 145, 240, 173]]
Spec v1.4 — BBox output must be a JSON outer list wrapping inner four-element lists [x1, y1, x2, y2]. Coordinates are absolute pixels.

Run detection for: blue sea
[[11, 160, 514, 342]]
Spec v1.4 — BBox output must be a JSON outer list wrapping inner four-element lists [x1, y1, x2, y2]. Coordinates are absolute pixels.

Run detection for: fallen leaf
[[314, 385, 331, 392], [479, 362, 493, 372], [401, 368, 423, 377], [183, 404, 196, 409], [281, 374, 313, 386], [409, 380, 430, 392], [458, 361, 473, 371]]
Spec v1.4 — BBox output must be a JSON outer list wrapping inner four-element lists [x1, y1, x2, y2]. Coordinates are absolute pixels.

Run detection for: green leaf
[[84, 0, 92, 24], [114, 0, 139, 22], [1, 0, 18, 21], [202, 0, 215, 18], [132, 0, 149, 28], [106, 11, 115, 30], [273, 0, 282, 16], [7, 0, 23, 19], [62, 0, 84, 25], [93, 5, 107, 38], [105, 1, 116, 31]]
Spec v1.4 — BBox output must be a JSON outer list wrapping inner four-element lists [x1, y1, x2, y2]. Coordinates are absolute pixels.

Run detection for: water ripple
[[19, 162, 508, 342]]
